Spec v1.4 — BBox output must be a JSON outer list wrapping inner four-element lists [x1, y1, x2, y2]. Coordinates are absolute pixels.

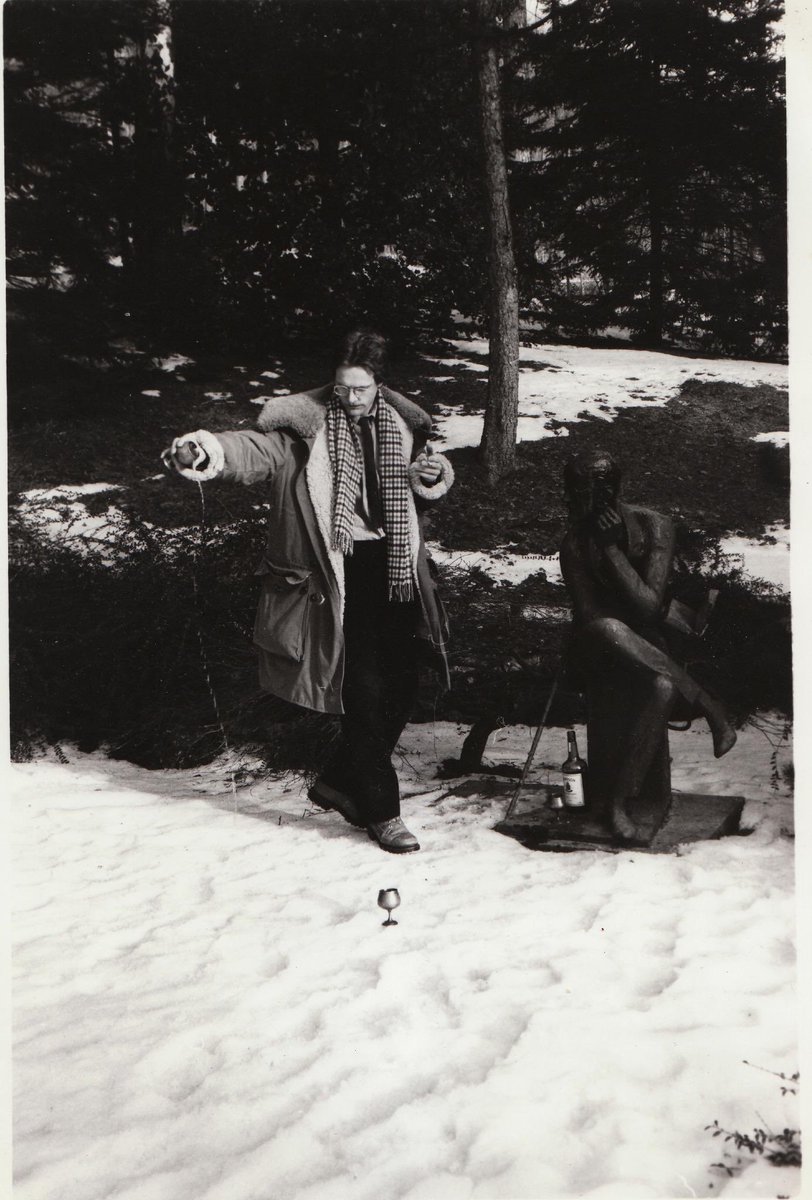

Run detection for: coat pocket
[[252, 558, 313, 663]]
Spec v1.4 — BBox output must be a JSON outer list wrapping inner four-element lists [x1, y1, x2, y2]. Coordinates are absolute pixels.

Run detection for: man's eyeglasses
[[333, 383, 377, 400]]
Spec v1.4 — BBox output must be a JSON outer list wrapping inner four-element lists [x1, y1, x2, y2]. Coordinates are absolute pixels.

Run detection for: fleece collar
[[256, 384, 432, 439]]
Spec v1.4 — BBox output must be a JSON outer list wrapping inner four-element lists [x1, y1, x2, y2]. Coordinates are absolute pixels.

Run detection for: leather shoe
[[367, 817, 420, 853], [308, 780, 364, 828]]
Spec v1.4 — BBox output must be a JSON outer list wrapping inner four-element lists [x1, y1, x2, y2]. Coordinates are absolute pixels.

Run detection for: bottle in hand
[[561, 730, 587, 808]]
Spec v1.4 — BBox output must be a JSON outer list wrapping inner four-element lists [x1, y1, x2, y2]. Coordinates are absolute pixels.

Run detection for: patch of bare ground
[[430, 379, 789, 555], [9, 354, 791, 763]]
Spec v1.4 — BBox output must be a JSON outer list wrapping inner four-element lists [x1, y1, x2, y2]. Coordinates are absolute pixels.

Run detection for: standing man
[[163, 329, 454, 853]]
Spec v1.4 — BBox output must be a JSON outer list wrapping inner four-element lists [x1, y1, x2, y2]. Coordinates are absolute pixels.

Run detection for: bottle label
[[562, 773, 585, 808]]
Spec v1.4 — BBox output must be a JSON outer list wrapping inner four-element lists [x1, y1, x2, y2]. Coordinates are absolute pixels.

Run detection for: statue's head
[[563, 449, 622, 519]]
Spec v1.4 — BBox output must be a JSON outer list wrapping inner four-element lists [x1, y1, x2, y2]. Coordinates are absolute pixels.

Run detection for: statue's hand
[[591, 505, 625, 548]]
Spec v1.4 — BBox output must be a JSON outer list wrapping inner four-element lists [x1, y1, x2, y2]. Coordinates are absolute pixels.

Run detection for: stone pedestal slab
[[492, 783, 745, 853]]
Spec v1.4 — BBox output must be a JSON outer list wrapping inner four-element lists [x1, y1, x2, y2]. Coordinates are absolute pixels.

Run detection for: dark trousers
[[322, 540, 420, 823]]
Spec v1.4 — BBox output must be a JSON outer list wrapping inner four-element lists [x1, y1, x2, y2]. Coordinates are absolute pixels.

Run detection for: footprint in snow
[[134, 1030, 226, 1102]]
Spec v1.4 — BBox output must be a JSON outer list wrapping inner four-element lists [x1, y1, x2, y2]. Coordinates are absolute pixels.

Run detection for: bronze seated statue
[[559, 449, 737, 844]]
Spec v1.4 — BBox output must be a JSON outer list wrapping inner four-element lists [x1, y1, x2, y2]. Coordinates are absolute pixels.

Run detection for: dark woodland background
[[6, 0, 786, 355], [6, 0, 791, 772]]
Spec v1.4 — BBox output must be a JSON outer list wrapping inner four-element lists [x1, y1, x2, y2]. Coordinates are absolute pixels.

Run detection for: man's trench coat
[[201, 385, 453, 714]]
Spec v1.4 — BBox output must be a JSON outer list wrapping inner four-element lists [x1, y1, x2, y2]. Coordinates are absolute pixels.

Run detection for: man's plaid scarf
[[326, 393, 415, 601]]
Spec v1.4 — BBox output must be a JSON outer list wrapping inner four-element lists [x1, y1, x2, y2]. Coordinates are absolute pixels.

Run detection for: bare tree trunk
[[475, 0, 520, 484], [105, 48, 134, 282], [644, 56, 665, 347], [132, 0, 181, 329], [646, 168, 664, 347]]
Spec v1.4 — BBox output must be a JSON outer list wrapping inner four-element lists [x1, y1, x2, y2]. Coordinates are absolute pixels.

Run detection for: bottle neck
[[563, 730, 585, 771]]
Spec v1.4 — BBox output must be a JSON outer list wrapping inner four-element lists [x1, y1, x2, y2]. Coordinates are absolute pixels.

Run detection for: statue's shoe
[[610, 830, 650, 849], [308, 780, 365, 828], [367, 817, 421, 854], [712, 724, 737, 759], [608, 804, 650, 848]]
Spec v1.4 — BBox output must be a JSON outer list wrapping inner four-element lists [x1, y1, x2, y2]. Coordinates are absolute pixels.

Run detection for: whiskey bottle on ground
[[561, 730, 587, 808]]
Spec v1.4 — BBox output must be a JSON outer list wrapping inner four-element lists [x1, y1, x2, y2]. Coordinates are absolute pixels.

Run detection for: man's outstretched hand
[[161, 439, 202, 471]]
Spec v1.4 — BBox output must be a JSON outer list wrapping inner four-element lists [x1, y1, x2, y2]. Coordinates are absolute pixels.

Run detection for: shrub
[[706, 1065, 801, 1179], [9, 495, 792, 771]]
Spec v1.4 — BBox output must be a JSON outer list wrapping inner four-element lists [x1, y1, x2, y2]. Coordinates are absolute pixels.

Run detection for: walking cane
[[503, 666, 561, 821]]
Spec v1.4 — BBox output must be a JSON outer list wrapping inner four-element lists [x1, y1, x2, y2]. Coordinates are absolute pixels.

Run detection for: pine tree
[[129, 0, 181, 328], [6, 0, 488, 351], [513, 0, 786, 356], [170, 0, 486, 341], [474, 0, 521, 483]]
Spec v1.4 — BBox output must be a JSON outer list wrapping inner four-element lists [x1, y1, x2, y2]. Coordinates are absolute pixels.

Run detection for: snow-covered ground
[[14, 484, 787, 594], [426, 527, 791, 594], [718, 524, 790, 593], [13, 482, 132, 566], [12, 718, 797, 1200], [422, 340, 787, 452], [426, 543, 565, 587], [422, 342, 789, 592], [11, 343, 797, 1199]]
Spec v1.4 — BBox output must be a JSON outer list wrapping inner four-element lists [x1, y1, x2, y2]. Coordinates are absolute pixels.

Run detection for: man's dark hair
[[333, 328, 389, 382]]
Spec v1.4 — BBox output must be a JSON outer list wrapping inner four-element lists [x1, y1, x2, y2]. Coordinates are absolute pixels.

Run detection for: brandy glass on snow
[[377, 888, 401, 926]]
